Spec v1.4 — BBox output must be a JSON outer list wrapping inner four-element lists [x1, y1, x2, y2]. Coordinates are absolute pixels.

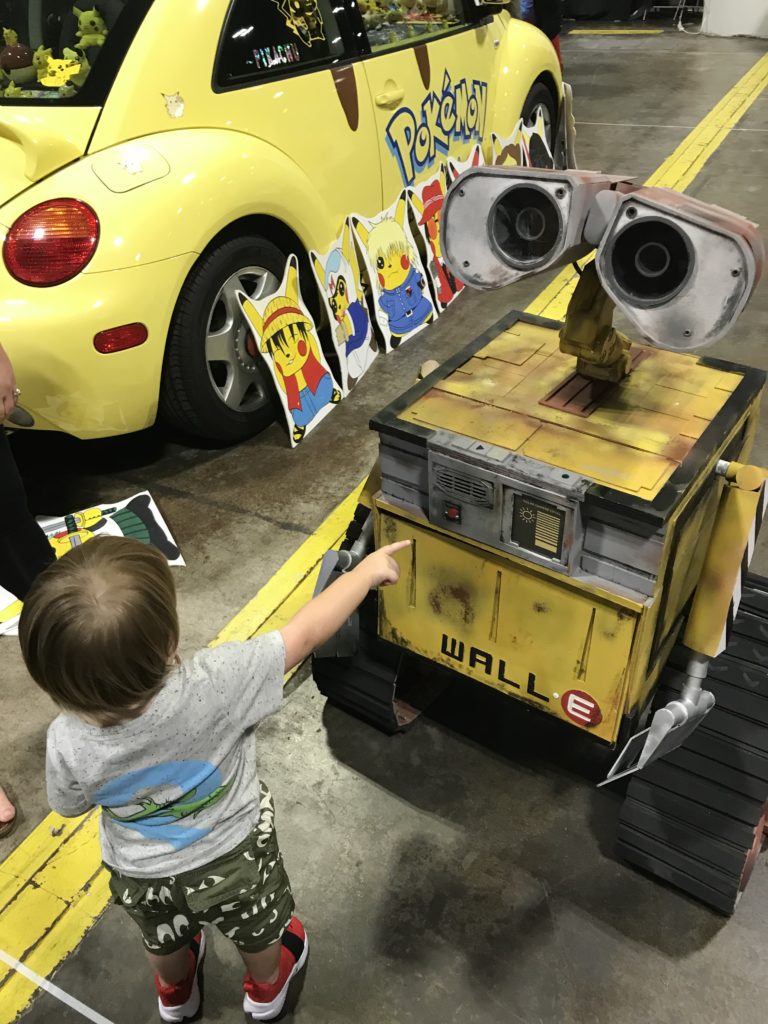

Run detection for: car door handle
[[375, 87, 405, 109]]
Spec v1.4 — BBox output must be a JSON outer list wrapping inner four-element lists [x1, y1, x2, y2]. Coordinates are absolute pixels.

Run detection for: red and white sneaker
[[154, 931, 206, 1023], [243, 917, 309, 1021]]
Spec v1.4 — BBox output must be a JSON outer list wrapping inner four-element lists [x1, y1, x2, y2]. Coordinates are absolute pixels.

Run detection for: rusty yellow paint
[[382, 318, 764, 741], [520, 422, 674, 496], [480, 322, 556, 363], [434, 357, 527, 402], [377, 508, 639, 741], [376, 496, 646, 612], [400, 390, 542, 450], [400, 321, 736, 498], [646, 479, 724, 685]]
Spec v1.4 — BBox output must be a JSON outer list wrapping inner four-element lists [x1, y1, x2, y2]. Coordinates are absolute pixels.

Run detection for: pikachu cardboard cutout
[[238, 255, 340, 446], [446, 142, 484, 183], [310, 220, 377, 395], [409, 165, 464, 312], [351, 192, 436, 352], [491, 110, 554, 170]]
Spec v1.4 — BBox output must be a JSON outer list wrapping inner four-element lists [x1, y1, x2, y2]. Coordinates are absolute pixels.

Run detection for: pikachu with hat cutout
[[238, 256, 340, 446]]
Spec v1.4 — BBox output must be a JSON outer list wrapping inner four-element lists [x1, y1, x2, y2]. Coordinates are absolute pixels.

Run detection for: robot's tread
[[314, 503, 414, 734], [616, 837, 748, 914], [619, 806, 754, 887], [657, 679, 768, 754], [617, 573, 768, 914], [676, 728, 768, 786], [627, 775, 760, 842], [664, 744, 768, 802], [314, 629, 403, 735]]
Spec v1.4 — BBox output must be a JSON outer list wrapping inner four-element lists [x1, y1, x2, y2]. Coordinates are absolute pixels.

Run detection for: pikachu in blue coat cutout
[[353, 194, 435, 351]]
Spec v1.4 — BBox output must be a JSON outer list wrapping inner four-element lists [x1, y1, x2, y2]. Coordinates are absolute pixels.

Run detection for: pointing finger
[[380, 540, 411, 556]]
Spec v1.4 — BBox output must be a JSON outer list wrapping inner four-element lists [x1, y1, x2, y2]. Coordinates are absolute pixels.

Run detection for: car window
[[362, 0, 469, 54], [216, 0, 347, 89], [0, 0, 152, 105]]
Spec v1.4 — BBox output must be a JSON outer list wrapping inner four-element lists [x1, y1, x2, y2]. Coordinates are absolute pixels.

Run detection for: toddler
[[19, 533, 408, 1022]]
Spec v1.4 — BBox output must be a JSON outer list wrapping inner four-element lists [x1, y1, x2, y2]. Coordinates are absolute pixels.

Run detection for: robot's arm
[[685, 462, 767, 659], [603, 461, 767, 783]]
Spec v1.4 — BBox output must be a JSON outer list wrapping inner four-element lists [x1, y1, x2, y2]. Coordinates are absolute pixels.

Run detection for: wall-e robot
[[314, 164, 766, 914]]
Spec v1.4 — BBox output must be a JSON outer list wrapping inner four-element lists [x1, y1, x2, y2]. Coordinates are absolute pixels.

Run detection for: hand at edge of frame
[[0, 344, 18, 422]]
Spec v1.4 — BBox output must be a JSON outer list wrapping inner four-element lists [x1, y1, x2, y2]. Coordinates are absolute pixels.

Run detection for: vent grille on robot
[[434, 467, 494, 507]]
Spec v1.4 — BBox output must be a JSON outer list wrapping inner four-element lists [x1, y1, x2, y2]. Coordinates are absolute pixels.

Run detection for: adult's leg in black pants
[[0, 430, 55, 601], [0, 429, 55, 837]]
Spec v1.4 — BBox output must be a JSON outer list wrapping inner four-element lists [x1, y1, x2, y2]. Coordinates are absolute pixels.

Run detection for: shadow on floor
[[320, 674, 726, 962]]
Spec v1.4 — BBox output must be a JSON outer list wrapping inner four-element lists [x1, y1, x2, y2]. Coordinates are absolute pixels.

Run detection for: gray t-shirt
[[45, 632, 285, 879]]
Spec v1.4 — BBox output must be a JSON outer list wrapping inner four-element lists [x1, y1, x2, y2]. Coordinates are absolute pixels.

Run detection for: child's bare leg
[[146, 946, 191, 985], [240, 941, 282, 984]]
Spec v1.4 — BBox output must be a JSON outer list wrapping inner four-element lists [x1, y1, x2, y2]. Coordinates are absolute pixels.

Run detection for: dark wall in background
[[564, 0, 635, 17]]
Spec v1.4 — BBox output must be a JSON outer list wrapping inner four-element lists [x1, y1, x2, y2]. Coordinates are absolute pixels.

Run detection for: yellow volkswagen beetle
[[0, 0, 569, 441]]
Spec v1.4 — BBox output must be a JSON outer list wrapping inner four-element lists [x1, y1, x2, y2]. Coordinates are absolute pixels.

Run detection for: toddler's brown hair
[[19, 536, 179, 726]]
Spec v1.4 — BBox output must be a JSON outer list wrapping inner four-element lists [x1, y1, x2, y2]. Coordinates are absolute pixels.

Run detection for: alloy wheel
[[205, 266, 278, 413]]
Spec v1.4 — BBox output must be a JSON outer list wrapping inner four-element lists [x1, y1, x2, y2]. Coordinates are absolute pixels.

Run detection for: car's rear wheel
[[161, 235, 285, 442], [522, 82, 557, 168]]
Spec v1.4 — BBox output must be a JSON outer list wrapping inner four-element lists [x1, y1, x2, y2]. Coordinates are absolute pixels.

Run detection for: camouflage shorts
[[106, 783, 294, 954]]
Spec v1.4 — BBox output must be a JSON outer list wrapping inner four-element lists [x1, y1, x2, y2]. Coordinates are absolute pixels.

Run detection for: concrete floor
[[3, 25, 768, 1024]]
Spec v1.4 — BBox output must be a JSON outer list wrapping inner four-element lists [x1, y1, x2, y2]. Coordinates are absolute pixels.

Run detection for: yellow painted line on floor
[[646, 50, 768, 192], [569, 28, 664, 34], [2, 48, 768, 1024], [528, 50, 768, 322]]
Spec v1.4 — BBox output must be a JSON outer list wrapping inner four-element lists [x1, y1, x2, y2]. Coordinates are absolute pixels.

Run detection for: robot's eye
[[376, 257, 385, 269]]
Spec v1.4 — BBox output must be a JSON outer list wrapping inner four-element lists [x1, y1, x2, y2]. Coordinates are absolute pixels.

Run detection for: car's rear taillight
[[3, 199, 99, 286]]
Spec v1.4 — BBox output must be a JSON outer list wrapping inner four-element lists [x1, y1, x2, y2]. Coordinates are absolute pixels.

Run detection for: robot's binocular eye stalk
[[442, 166, 628, 289], [596, 188, 764, 350], [442, 166, 765, 351]]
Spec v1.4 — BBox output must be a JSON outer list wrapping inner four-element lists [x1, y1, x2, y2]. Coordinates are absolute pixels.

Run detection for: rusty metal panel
[[399, 320, 736, 500], [400, 390, 541, 451], [520, 423, 672, 496], [378, 508, 641, 743]]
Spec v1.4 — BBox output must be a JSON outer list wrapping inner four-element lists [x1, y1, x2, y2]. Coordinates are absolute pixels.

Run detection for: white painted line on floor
[[0, 948, 115, 1024]]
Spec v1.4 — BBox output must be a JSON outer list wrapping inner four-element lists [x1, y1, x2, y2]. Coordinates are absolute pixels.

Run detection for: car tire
[[521, 81, 558, 168], [160, 235, 285, 443]]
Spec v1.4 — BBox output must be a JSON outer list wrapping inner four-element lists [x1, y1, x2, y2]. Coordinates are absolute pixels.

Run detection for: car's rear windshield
[[0, 0, 152, 105]]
